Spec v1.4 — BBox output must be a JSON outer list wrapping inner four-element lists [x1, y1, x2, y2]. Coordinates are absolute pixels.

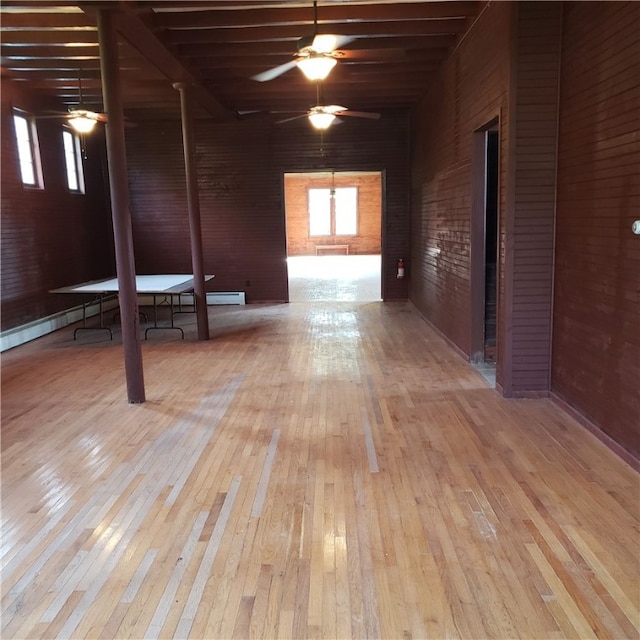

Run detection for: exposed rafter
[[1, 1, 481, 118]]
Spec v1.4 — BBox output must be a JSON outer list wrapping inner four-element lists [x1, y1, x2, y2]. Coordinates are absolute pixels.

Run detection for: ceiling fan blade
[[323, 105, 348, 114], [330, 35, 357, 51], [309, 34, 355, 54], [35, 110, 105, 120], [340, 48, 404, 60], [251, 59, 297, 82], [334, 109, 381, 120], [68, 109, 109, 121], [276, 113, 308, 125]]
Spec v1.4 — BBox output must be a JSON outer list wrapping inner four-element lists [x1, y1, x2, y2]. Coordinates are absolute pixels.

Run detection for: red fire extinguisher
[[396, 258, 405, 279]]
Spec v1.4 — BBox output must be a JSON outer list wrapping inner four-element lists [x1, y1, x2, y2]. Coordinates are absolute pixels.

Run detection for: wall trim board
[[410, 302, 473, 367], [551, 392, 640, 472], [0, 297, 119, 352]]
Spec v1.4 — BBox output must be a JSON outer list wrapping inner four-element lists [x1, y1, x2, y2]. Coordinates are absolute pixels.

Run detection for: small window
[[12, 110, 43, 188], [62, 129, 85, 193], [308, 186, 358, 237]]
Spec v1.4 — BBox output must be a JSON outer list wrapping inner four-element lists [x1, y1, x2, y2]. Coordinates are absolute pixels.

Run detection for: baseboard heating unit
[[162, 291, 246, 307], [206, 291, 245, 305]]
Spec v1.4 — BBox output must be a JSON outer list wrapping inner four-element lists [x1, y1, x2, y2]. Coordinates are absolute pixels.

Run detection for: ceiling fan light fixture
[[297, 55, 337, 81], [68, 111, 97, 133], [308, 111, 336, 130]]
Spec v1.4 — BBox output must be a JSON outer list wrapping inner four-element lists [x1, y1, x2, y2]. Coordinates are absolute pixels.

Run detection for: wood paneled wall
[[284, 172, 382, 256], [552, 1, 640, 459], [410, 0, 639, 458], [410, 1, 512, 360], [0, 81, 113, 332], [125, 111, 409, 302], [503, 1, 562, 395]]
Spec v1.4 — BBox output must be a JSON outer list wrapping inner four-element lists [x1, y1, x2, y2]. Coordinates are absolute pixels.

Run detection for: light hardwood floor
[[2, 301, 638, 639]]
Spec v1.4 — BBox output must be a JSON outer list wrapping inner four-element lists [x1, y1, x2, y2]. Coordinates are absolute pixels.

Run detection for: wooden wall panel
[[0, 80, 113, 332], [504, 1, 562, 395], [410, 1, 512, 357], [284, 173, 382, 256], [552, 1, 640, 458], [410, 1, 564, 398], [125, 111, 409, 302]]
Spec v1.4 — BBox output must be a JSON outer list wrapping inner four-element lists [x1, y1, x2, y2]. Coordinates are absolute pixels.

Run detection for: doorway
[[471, 121, 499, 372], [284, 171, 382, 302]]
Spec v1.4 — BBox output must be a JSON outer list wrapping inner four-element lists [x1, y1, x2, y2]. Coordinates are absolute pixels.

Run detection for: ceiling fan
[[278, 104, 381, 130], [251, 1, 355, 83], [36, 71, 109, 133]]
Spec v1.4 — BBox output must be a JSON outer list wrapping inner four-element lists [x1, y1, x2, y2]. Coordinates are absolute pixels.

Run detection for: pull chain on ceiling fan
[[68, 71, 102, 133]]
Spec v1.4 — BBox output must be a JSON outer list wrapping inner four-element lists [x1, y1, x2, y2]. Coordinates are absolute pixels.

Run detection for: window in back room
[[308, 186, 358, 237], [12, 109, 43, 188], [62, 128, 85, 193]]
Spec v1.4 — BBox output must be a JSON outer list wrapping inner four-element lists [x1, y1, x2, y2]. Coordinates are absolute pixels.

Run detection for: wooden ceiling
[[1, 1, 482, 121]]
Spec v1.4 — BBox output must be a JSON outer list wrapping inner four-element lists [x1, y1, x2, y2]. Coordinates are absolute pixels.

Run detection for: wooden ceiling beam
[[0, 11, 93, 29], [1, 1, 478, 120], [1, 44, 100, 58], [23, 76, 175, 92], [0, 0, 79, 7], [77, 3, 236, 121], [175, 34, 455, 58], [219, 80, 433, 95], [0, 30, 99, 45], [165, 19, 467, 45], [153, 2, 479, 29]]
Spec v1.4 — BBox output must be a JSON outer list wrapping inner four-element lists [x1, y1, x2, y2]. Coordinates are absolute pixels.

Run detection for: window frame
[[12, 109, 44, 189], [62, 127, 86, 194], [308, 185, 359, 237]]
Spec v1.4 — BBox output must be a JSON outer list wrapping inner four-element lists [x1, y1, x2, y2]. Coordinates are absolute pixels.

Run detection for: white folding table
[[51, 274, 215, 340]]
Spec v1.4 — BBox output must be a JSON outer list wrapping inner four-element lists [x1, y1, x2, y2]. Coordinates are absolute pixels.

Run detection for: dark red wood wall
[[552, 1, 640, 458], [504, 2, 562, 395], [410, 0, 639, 459], [410, 0, 512, 359], [0, 81, 113, 331], [124, 110, 410, 302]]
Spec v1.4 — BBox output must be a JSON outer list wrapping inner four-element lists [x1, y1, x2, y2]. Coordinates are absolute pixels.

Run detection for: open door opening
[[484, 130, 499, 361], [284, 171, 382, 302], [471, 121, 499, 383]]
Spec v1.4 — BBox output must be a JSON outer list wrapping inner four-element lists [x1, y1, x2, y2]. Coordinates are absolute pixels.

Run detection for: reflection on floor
[[288, 254, 496, 387], [287, 255, 382, 302]]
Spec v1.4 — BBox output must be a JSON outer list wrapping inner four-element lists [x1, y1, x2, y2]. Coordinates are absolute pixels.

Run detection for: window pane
[[63, 130, 79, 190], [13, 114, 36, 185], [335, 187, 357, 235], [309, 188, 331, 236]]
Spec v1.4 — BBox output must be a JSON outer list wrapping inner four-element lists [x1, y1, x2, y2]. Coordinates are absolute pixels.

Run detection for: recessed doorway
[[284, 171, 382, 302], [471, 119, 499, 386]]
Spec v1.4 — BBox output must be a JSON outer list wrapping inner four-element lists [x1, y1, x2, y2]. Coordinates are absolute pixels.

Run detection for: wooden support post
[[97, 9, 145, 403], [173, 81, 210, 341]]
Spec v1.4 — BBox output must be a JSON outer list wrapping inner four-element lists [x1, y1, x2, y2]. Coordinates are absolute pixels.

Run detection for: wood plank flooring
[[1, 301, 638, 639]]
